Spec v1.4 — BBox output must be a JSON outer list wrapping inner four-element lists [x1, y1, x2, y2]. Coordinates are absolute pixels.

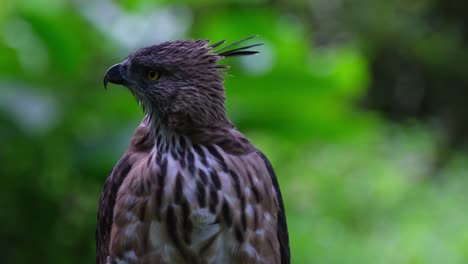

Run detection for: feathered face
[[103, 37, 260, 132]]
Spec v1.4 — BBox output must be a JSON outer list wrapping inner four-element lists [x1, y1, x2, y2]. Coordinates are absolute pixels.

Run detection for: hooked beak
[[103, 63, 126, 89]]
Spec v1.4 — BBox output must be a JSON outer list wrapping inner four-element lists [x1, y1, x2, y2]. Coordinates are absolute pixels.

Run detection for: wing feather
[[256, 150, 290, 264], [96, 155, 133, 264], [96, 121, 152, 264]]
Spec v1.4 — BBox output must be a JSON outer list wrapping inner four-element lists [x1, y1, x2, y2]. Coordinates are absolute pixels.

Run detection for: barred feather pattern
[[98, 118, 283, 264]]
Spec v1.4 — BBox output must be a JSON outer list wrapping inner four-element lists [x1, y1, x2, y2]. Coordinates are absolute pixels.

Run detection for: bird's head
[[103, 37, 261, 134]]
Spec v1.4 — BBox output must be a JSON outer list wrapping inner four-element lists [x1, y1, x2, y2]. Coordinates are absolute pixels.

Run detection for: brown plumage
[[97, 37, 290, 264]]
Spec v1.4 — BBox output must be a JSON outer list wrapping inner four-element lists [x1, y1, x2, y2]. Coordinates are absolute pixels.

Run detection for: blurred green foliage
[[1, 0, 467, 263]]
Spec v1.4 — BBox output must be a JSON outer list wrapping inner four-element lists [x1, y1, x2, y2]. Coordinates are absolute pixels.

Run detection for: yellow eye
[[147, 70, 160, 80]]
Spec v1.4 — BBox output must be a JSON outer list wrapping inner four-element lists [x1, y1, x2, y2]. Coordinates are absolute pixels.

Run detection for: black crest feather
[[212, 36, 263, 57]]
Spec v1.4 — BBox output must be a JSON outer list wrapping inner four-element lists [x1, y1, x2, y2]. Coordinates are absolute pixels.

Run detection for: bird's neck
[[141, 113, 251, 156], [143, 117, 181, 150], [143, 100, 233, 141], [144, 115, 222, 151], [140, 87, 231, 135], [140, 114, 254, 158]]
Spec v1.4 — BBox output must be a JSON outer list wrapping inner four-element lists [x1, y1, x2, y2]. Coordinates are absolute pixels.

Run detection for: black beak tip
[[103, 76, 109, 90]]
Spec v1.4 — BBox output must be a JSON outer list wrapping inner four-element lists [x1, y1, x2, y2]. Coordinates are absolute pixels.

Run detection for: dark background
[[1, 0, 468, 263]]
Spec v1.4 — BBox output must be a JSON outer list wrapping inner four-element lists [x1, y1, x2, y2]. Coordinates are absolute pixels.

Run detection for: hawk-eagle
[[97, 37, 290, 264]]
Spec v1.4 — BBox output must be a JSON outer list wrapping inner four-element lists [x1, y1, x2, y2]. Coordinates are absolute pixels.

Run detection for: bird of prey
[[97, 37, 290, 264]]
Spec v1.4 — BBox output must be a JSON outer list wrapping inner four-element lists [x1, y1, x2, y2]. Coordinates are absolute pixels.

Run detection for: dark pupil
[[150, 71, 156, 78]]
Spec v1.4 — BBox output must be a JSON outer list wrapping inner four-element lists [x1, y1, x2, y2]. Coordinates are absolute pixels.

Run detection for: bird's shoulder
[[96, 122, 153, 264]]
